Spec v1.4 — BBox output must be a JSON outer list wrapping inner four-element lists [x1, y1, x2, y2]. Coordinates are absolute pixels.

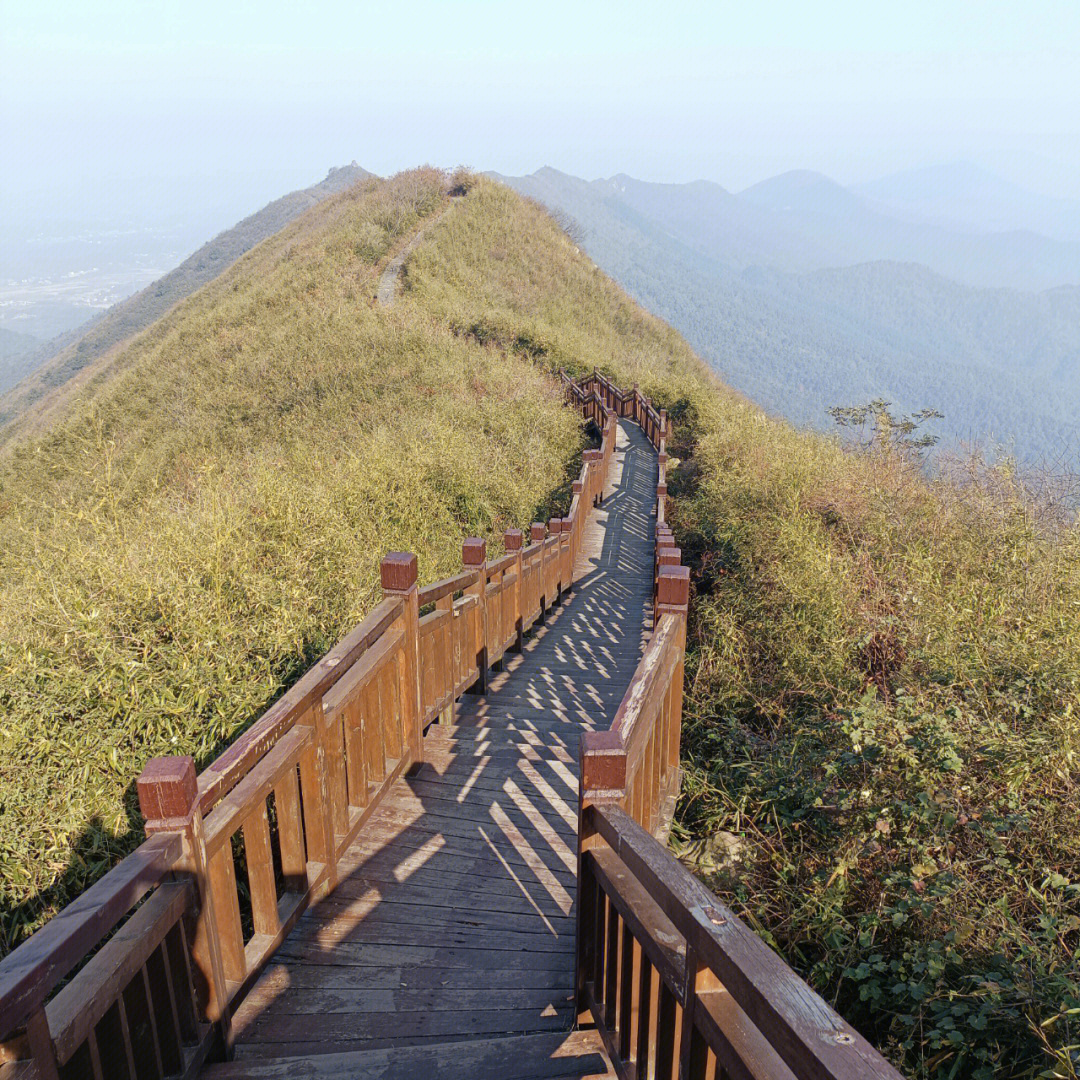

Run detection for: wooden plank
[[274, 939, 575, 971], [243, 804, 280, 938], [207, 847, 246, 986], [205, 1029, 611, 1079], [244, 961, 572, 993], [272, 765, 306, 894], [234, 1005, 574, 1048], [236, 985, 572, 1021], [0, 834, 181, 1034]]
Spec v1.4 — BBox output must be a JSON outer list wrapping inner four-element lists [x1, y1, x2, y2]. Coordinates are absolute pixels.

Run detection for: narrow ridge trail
[[376, 198, 458, 307]]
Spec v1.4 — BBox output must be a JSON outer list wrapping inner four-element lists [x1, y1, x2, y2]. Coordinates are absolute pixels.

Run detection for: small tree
[[828, 399, 943, 459]]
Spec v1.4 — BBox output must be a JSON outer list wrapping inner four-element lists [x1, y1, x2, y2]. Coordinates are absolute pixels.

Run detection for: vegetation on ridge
[[405, 182, 1080, 1078], [0, 168, 1076, 1078]]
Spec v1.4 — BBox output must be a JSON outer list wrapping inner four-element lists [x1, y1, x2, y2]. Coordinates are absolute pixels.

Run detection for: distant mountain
[[0, 329, 42, 396], [493, 167, 1080, 464], [734, 169, 1080, 290], [0, 163, 374, 434], [854, 161, 1080, 243], [540, 167, 1080, 291]]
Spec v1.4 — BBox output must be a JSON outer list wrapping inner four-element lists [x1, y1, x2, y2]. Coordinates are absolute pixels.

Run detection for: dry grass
[[2, 171, 1076, 1077]]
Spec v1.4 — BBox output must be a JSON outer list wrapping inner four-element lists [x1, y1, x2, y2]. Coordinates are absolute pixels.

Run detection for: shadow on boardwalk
[[212, 421, 657, 1077]]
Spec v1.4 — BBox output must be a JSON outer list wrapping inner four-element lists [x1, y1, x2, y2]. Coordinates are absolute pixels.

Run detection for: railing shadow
[[220, 420, 657, 1069]]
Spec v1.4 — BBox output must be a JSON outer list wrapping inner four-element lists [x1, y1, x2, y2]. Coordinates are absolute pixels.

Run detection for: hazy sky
[[3, 0, 1079, 235]]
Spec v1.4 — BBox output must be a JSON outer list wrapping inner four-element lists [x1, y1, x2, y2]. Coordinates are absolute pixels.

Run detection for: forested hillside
[[497, 167, 1080, 465]]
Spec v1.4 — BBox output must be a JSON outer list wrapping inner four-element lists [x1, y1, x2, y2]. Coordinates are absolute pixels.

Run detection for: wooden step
[[201, 1029, 614, 1079]]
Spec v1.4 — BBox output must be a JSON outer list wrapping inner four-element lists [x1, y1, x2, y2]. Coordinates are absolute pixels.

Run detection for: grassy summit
[[1, 170, 1076, 1077]]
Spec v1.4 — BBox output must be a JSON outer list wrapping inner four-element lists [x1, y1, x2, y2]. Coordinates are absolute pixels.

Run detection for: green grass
[[2, 170, 1076, 1077]]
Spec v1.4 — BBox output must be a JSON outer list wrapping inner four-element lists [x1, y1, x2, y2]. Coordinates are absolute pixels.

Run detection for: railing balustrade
[[0, 366, 902, 1080]]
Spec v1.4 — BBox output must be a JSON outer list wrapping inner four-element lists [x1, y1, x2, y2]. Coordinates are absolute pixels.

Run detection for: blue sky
[[2, 0, 1079, 233]]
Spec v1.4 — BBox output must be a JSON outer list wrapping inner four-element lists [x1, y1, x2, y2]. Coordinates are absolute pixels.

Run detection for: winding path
[[206, 420, 658, 1079], [376, 201, 457, 307]]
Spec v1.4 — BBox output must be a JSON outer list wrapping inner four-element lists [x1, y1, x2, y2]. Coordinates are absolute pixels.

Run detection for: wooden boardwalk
[[211, 420, 657, 1077], [2, 372, 903, 1080]]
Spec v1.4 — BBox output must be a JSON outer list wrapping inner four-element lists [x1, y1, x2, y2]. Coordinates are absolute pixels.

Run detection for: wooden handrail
[[565, 371, 901, 1078], [0, 367, 625, 1077], [0, 833, 182, 1037], [417, 568, 479, 608], [579, 804, 905, 1080]]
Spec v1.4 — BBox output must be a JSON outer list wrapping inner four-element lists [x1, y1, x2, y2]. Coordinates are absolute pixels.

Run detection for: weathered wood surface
[[216, 421, 655, 1073]]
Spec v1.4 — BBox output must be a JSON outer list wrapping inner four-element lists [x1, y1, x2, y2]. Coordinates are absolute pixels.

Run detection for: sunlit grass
[[407, 182, 1080, 1078]]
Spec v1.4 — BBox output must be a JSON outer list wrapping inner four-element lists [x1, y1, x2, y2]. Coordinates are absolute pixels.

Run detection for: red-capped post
[[381, 552, 423, 764], [137, 755, 233, 1053]]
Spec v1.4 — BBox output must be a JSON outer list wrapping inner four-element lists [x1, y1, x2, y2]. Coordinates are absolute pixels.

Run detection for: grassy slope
[[0, 164, 374, 441], [408, 183, 1080, 1079], [0, 170, 618, 953]]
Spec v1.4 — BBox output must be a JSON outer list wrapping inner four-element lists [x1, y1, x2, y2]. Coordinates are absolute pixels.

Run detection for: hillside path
[[376, 199, 457, 307], [205, 419, 658, 1079]]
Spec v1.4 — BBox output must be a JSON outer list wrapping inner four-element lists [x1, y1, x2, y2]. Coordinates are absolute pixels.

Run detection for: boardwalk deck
[[209, 421, 657, 1077]]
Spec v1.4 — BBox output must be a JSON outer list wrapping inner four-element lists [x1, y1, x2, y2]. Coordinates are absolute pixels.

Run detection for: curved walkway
[[210, 420, 657, 1079]]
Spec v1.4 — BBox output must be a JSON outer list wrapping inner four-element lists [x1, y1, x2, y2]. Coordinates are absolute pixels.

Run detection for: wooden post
[[531, 523, 547, 624], [559, 518, 573, 591], [576, 731, 627, 1020], [23, 1010, 60, 1080], [381, 553, 423, 765], [137, 756, 233, 1057], [504, 528, 524, 652], [659, 408, 668, 451], [548, 518, 562, 603], [462, 538, 488, 693], [655, 565, 690, 788], [583, 449, 602, 504]]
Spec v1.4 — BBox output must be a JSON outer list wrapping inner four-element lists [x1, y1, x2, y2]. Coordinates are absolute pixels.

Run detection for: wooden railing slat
[[44, 881, 190, 1066], [0, 833, 181, 1034]]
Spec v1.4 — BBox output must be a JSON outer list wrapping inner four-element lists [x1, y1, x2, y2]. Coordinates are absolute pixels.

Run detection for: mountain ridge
[[0, 163, 375, 438], [494, 166, 1080, 464]]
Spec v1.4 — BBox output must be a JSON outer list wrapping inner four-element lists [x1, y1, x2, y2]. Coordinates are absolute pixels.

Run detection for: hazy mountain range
[[493, 165, 1080, 464]]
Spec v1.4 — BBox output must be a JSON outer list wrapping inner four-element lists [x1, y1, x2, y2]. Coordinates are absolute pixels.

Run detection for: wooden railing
[[565, 371, 905, 1079], [0, 375, 616, 1079]]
